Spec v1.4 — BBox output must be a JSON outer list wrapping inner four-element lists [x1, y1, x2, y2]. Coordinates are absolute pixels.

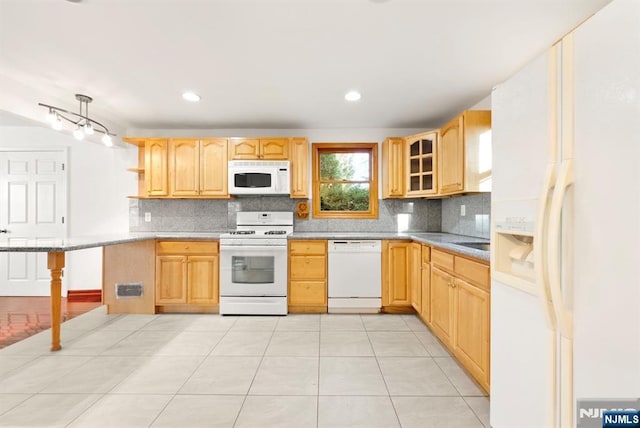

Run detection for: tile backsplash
[[130, 197, 443, 233], [440, 193, 491, 239]]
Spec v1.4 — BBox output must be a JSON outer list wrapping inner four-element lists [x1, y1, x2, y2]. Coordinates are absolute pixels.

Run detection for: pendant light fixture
[[39, 94, 116, 147]]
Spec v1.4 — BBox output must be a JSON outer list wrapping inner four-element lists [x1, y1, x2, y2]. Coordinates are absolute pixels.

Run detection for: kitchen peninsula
[[0, 233, 217, 351]]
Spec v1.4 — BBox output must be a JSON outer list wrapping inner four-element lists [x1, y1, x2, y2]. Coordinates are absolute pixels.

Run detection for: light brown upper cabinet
[[406, 131, 438, 197], [145, 138, 169, 197], [289, 137, 309, 198], [228, 137, 289, 160], [382, 137, 405, 198], [169, 138, 228, 197], [438, 110, 491, 195]]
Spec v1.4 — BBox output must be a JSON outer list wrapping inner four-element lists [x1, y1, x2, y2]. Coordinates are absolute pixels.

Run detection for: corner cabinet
[[406, 132, 438, 197], [439, 110, 491, 195], [228, 138, 289, 160], [155, 241, 219, 312], [288, 240, 327, 313]]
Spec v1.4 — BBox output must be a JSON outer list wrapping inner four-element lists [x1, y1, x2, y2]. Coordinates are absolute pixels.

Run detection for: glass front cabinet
[[405, 131, 438, 196]]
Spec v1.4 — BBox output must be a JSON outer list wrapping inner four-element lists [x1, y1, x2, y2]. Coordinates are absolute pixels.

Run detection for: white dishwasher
[[328, 240, 382, 313]]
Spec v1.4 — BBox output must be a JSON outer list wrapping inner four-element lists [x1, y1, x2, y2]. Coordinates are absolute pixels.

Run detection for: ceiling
[[0, 0, 612, 133]]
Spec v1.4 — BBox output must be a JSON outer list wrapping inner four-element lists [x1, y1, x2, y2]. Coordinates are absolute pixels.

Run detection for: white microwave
[[228, 160, 291, 195]]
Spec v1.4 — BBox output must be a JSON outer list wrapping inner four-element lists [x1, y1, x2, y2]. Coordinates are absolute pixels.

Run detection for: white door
[[0, 150, 67, 296]]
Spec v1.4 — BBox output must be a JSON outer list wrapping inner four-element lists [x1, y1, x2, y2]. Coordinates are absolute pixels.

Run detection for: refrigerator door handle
[[534, 163, 558, 330], [547, 158, 574, 338]]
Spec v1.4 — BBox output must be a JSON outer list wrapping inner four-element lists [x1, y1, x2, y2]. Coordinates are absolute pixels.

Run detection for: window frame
[[311, 142, 378, 219]]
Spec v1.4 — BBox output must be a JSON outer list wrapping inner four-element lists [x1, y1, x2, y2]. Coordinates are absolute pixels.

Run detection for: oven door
[[220, 244, 287, 296]]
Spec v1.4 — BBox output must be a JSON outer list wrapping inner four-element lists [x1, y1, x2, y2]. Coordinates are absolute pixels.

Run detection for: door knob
[[0, 229, 8, 233]]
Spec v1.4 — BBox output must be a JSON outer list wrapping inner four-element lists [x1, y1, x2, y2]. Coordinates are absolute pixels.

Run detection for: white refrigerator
[[490, 0, 640, 427]]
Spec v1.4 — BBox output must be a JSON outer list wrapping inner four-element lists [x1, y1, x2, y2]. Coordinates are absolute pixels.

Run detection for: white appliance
[[328, 240, 382, 313], [219, 211, 293, 315], [228, 160, 290, 195], [490, 1, 640, 427]]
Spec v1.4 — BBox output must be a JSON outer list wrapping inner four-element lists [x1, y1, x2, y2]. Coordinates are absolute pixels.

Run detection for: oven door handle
[[220, 245, 287, 252]]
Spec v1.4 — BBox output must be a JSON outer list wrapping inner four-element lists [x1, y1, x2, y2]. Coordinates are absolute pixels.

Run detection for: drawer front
[[156, 241, 219, 255], [455, 256, 490, 291], [289, 281, 327, 306], [290, 256, 326, 280], [431, 249, 454, 271], [289, 240, 327, 256]]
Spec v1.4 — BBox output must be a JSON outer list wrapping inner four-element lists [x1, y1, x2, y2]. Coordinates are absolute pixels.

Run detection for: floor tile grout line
[[462, 396, 490, 428], [364, 314, 404, 428], [144, 320, 239, 428], [231, 319, 279, 428]]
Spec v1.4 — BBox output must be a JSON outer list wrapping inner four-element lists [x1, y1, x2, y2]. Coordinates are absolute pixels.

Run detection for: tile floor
[[0, 297, 102, 349], [0, 308, 490, 427]]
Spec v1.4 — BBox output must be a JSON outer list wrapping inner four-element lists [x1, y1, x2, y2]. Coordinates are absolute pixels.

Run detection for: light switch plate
[[460, 205, 466, 216]]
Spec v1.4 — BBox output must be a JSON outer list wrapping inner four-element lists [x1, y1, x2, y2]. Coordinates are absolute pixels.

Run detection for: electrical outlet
[[144, 212, 151, 222], [460, 205, 466, 216]]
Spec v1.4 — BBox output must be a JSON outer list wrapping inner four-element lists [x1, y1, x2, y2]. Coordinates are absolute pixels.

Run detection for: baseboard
[[67, 289, 102, 303]]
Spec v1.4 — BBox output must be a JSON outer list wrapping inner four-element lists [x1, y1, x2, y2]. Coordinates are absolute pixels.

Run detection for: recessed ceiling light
[[182, 92, 201, 102], [345, 90, 361, 102]]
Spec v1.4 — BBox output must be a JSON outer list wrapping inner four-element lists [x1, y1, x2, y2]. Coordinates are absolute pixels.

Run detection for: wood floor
[[0, 297, 101, 349]]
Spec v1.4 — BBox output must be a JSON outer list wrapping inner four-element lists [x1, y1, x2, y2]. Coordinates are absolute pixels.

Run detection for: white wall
[[0, 125, 137, 292]]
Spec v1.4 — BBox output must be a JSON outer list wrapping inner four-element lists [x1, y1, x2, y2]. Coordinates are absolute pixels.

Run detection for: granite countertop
[[0, 232, 223, 252], [0, 231, 489, 262], [290, 232, 490, 262]]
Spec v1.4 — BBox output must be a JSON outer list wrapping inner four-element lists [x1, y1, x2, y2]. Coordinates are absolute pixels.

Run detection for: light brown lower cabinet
[[453, 276, 490, 392], [429, 265, 455, 347], [421, 247, 490, 393], [382, 240, 412, 311], [155, 241, 219, 311], [419, 245, 431, 323], [409, 242, 422, 313], [288, 240, 327, 313]]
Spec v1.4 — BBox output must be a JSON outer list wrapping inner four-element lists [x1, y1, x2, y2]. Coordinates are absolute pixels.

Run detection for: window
[[312, 143, 378, 219]]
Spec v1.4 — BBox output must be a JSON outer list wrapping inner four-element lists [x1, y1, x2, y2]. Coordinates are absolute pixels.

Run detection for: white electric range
[[219, 211, 293, 315]]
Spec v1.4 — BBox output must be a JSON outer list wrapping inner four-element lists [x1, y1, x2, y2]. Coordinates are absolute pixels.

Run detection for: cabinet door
[[410, 242, 422, 312], [187, 255, 219, 305], [382, 137, 405, 198], [169, 139, 199, 196], [260, 138, 289, 159], [229, 138, 260, 159], [420, 262, 431, 324], [289, 138, 308, 198], [289, 255, 326, 280], [382, 241, 411, 307], [453, 277, 490, 390], [156, 255, 187, 304], [289, 281, 326, 306], [145, 139, 168, 196], [430, 265, 454, 346], [405, 133, 437, 196], [200, 139, 228, 196], [439, 116, 464, 194]]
